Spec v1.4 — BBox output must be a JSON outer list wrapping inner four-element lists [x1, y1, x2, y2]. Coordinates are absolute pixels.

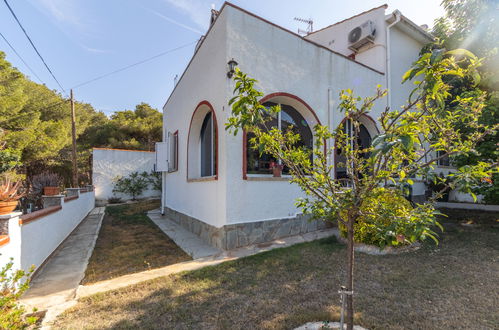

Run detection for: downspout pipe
[[386, 10, 401, 111], [161, 114, 166, 215]]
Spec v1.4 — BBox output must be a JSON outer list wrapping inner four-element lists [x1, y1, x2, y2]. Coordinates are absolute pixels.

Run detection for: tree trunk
[[346, 217, 355, 330]]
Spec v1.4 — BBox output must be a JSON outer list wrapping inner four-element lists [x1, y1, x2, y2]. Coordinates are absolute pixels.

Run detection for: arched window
[[200, 112, 216, 177], [187, 101, 218, 180], [335, 118, 374, 180], [246, 102, 313, 175]]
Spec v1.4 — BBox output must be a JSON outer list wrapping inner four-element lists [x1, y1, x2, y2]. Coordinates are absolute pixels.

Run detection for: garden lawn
[[82, 200, 191, 284], [57, 210, 498, 329]]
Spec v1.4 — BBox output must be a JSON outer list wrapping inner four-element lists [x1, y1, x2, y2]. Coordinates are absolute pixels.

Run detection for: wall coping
[[0, 211, 23, 220], [19, 205, 62, 226], [93, 147, 155, 153], [436, 202, 499, 212], [0, 235, 9, 247], [64, 195, 79, 202]]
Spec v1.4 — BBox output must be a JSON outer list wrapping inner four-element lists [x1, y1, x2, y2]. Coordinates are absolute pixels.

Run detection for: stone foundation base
[[163, 207, 332, 250]]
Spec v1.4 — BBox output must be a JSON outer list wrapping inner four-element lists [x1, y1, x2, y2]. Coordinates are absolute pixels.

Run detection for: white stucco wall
[[0, 191, 95, 272], [224, 6, 386, 225], [161, 4, 432, 228], [161, 9, 228, 228], [389, 25, 426, 111], [92, 148, 159, 201], [305, 6, 388, 73]]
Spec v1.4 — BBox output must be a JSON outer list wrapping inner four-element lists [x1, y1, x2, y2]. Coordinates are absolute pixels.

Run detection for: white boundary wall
[[92, 148, 160, 201], [0, 190, 95, 272]]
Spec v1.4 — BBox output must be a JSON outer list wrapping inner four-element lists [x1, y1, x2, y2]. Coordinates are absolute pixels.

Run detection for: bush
[[339, 188, 442, 249], [112, 172, 149, 200], [112, 171, 161, 201], [0, 260, 37, 329], [107, 196, 122, 204]]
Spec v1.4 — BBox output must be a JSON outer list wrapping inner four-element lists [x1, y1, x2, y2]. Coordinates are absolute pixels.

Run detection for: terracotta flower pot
[[0, 201, 18, 215], [272, 166, 282, 177], [43, 186, 60, 196]]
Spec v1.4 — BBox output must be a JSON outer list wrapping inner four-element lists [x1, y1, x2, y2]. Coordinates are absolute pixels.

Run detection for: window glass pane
[[335, 121, 372, 180], [246, 102, 313, 175], [200, 112, 213, 177], [246, 103, 278, 174]]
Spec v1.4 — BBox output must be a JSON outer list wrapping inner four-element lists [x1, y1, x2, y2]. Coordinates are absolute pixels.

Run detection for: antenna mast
[[294, 17, 313, 35]]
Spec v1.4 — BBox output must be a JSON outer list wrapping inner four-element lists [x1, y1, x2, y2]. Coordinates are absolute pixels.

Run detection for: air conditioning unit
[[348, 20, 376, 53]]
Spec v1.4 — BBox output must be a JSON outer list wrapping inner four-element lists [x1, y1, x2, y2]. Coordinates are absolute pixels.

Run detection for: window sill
[[246, 175, 291, 181], [187, 176, 217, 183], [436, 165, 455, 169]]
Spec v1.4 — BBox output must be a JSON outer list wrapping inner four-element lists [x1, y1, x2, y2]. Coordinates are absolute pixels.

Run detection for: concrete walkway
[[147, 209, 221, 259], [21, 207, 105, 325]]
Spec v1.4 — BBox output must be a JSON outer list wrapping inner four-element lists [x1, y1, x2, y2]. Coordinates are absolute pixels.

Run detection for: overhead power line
[[70, 40, 197, 90], [0, 31, 44, 83], [3, 0, 67, 95]]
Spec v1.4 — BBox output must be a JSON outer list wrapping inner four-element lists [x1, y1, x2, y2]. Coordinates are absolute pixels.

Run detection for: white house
[[156, 3, 434, 250]]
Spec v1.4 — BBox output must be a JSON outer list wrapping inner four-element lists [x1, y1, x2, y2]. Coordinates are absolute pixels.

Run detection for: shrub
[[147, 171, 161, 191], [112, 172, 149, 200], [107, 196, 123, 204], [339, 188, 442, 249], [0, 260, 37, 329], [30, 172, 61, 195]]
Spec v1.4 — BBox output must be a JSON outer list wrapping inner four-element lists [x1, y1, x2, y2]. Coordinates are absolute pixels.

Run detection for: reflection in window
[[246, 102, 313, 175]]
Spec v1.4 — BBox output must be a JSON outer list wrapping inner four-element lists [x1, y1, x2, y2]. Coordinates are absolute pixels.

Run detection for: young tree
[[226, 48, 497, 329]]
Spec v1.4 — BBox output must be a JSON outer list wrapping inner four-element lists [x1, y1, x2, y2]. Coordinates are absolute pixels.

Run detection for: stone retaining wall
[[164, 206, 332, 250]]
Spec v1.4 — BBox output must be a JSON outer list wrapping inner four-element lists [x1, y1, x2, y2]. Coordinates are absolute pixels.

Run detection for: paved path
[[21, 207, 105, 326], [147, 209, 221, 259]]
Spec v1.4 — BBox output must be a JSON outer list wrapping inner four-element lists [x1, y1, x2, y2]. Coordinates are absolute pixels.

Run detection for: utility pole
[[70, 89, 78, 187]]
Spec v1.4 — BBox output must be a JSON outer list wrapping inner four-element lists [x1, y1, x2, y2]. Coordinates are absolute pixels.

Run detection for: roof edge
[[222, 2, 384, 75], [306, 4, 388, 37], [163, 2, 385, 110], [386, 11, 434, 42]]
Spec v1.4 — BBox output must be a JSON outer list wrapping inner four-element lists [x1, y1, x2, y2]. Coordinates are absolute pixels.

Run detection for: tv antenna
[[294, 17, 313, 35]]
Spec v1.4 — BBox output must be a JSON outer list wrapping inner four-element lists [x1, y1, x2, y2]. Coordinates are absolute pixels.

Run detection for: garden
[[52, 209, 498, 329]]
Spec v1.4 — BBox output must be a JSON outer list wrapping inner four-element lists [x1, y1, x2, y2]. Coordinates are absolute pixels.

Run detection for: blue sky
[[0, 0, 445, 115]]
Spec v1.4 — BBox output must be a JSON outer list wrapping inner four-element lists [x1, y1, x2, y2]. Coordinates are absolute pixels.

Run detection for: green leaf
[[445, 49, 478, 60]]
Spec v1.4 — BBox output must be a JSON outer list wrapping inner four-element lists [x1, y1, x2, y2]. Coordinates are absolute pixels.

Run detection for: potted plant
[[0, 179, 23, 215], [269, 161, 284, 177], [31, 172, 61, 196]]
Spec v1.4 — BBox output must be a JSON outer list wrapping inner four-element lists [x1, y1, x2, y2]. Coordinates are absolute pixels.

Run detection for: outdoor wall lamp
[[227, 58, 238, 78]]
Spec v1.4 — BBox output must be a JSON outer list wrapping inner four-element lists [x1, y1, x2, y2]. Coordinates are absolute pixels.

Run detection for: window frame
[[186, 101, 219, 182], [242, 93, 322, 180], [168, 130, 178, 173]]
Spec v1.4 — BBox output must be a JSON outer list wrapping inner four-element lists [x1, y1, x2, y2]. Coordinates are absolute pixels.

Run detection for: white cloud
[[162, 0, 212, 31], [147, 8, 204, 35], [35, 0, 85, 27]]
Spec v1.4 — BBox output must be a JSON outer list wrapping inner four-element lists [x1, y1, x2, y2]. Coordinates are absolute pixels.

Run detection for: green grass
[[82, 200, 191, 284], [56, 210, 498, 329]]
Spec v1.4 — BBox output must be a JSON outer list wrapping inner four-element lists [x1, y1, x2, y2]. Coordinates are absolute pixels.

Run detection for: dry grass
[[56, 210, 498, 329], [82, 200, 191, 284]]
